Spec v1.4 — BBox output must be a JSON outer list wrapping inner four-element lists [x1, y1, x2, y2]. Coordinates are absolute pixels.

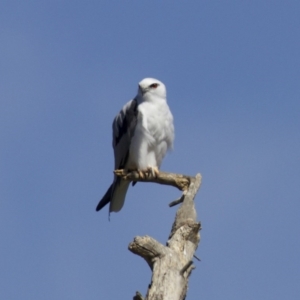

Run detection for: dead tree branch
[[114, 169, 192, 191], [114, 170, 202, 300]]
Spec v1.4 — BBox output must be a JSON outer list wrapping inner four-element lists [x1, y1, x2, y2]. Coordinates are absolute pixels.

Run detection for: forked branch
[[114, 170, 202, 300]]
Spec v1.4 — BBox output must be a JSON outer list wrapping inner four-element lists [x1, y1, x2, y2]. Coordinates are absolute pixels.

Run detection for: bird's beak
[[138, 85, 148, 95]]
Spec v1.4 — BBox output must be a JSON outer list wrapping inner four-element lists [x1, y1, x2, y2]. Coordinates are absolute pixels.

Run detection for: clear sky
[[1, 1, 300, 299]]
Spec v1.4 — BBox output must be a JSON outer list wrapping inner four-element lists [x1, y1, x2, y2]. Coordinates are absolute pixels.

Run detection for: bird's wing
[[112, 98, 138, 170], [95, 99, 138, 213]]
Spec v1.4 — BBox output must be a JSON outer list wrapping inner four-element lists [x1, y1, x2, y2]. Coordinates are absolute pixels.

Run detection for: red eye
[[150, 83, 159, 88]]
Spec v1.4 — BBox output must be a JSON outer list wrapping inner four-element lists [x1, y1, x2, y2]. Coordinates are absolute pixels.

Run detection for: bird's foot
[[114, 169, 127, 176], [137, 170, 146, 179], [133, 167, 159, 179], [125, 167, 159, 179], [147, 166, 159, 178]]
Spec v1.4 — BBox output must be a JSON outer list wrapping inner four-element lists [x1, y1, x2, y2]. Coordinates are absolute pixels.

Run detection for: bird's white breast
[[128, 99, 174, 170]]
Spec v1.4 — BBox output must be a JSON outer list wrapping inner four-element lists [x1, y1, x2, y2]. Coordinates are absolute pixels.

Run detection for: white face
[[137, 78, 166, 99]]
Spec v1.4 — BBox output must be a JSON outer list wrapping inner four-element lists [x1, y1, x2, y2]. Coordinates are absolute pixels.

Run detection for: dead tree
[[114, 170, 202, 300]]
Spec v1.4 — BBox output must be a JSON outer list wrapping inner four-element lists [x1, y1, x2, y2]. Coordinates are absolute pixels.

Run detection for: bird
[[96, 78, 174, 214]]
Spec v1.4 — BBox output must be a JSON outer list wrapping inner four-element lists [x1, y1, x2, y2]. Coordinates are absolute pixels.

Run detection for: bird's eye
[[150, 83, 159, 88]]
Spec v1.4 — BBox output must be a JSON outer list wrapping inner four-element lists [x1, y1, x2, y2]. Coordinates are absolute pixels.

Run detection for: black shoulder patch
[[115, 99, 138, 145]]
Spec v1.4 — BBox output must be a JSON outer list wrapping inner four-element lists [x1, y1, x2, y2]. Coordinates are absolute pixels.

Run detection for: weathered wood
[[128, 236, 167, 270], [114, 169, 191, 191], [169, 174, 202, 238], [120, 172, 202, 300]]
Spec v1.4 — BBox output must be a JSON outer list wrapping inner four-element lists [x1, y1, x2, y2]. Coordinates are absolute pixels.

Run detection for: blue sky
[[1, 1, 300, 299]]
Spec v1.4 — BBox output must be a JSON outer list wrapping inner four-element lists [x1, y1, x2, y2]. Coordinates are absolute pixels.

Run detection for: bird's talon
[[146, 166, 159, 178], [138, 171, 145, 179]]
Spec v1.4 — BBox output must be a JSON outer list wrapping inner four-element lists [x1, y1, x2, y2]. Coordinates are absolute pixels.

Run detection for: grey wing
[[112, 98, 138, 170], [95, 98, 138, 213]]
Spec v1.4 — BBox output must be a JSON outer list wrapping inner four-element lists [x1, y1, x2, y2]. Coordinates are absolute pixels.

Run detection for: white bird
[[96, 78, 174, 213]]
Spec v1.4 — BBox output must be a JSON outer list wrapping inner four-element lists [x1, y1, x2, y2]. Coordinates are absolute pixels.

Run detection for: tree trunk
[[115, 171, 202, 300]]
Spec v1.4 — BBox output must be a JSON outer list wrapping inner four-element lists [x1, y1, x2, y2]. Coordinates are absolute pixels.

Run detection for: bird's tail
[[109, 179, 130, 212], [95, 179, 130, 213], [96, 184, 113, 211]]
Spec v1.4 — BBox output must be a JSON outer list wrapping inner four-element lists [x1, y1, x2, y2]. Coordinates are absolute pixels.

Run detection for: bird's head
[[137, 78, 166, 101]]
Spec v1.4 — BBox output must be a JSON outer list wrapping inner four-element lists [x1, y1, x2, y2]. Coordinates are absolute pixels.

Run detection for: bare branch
[[193, 254, 201, 261], [169, 194, 185, 207], [114, 169, 191, 191], [127, 172, 202, 300], [128, 236, 167, 269], [169, 174, 202, 238]]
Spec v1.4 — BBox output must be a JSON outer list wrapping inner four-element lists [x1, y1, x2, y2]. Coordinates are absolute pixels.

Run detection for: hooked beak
[[138, 85, 149, 95]]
